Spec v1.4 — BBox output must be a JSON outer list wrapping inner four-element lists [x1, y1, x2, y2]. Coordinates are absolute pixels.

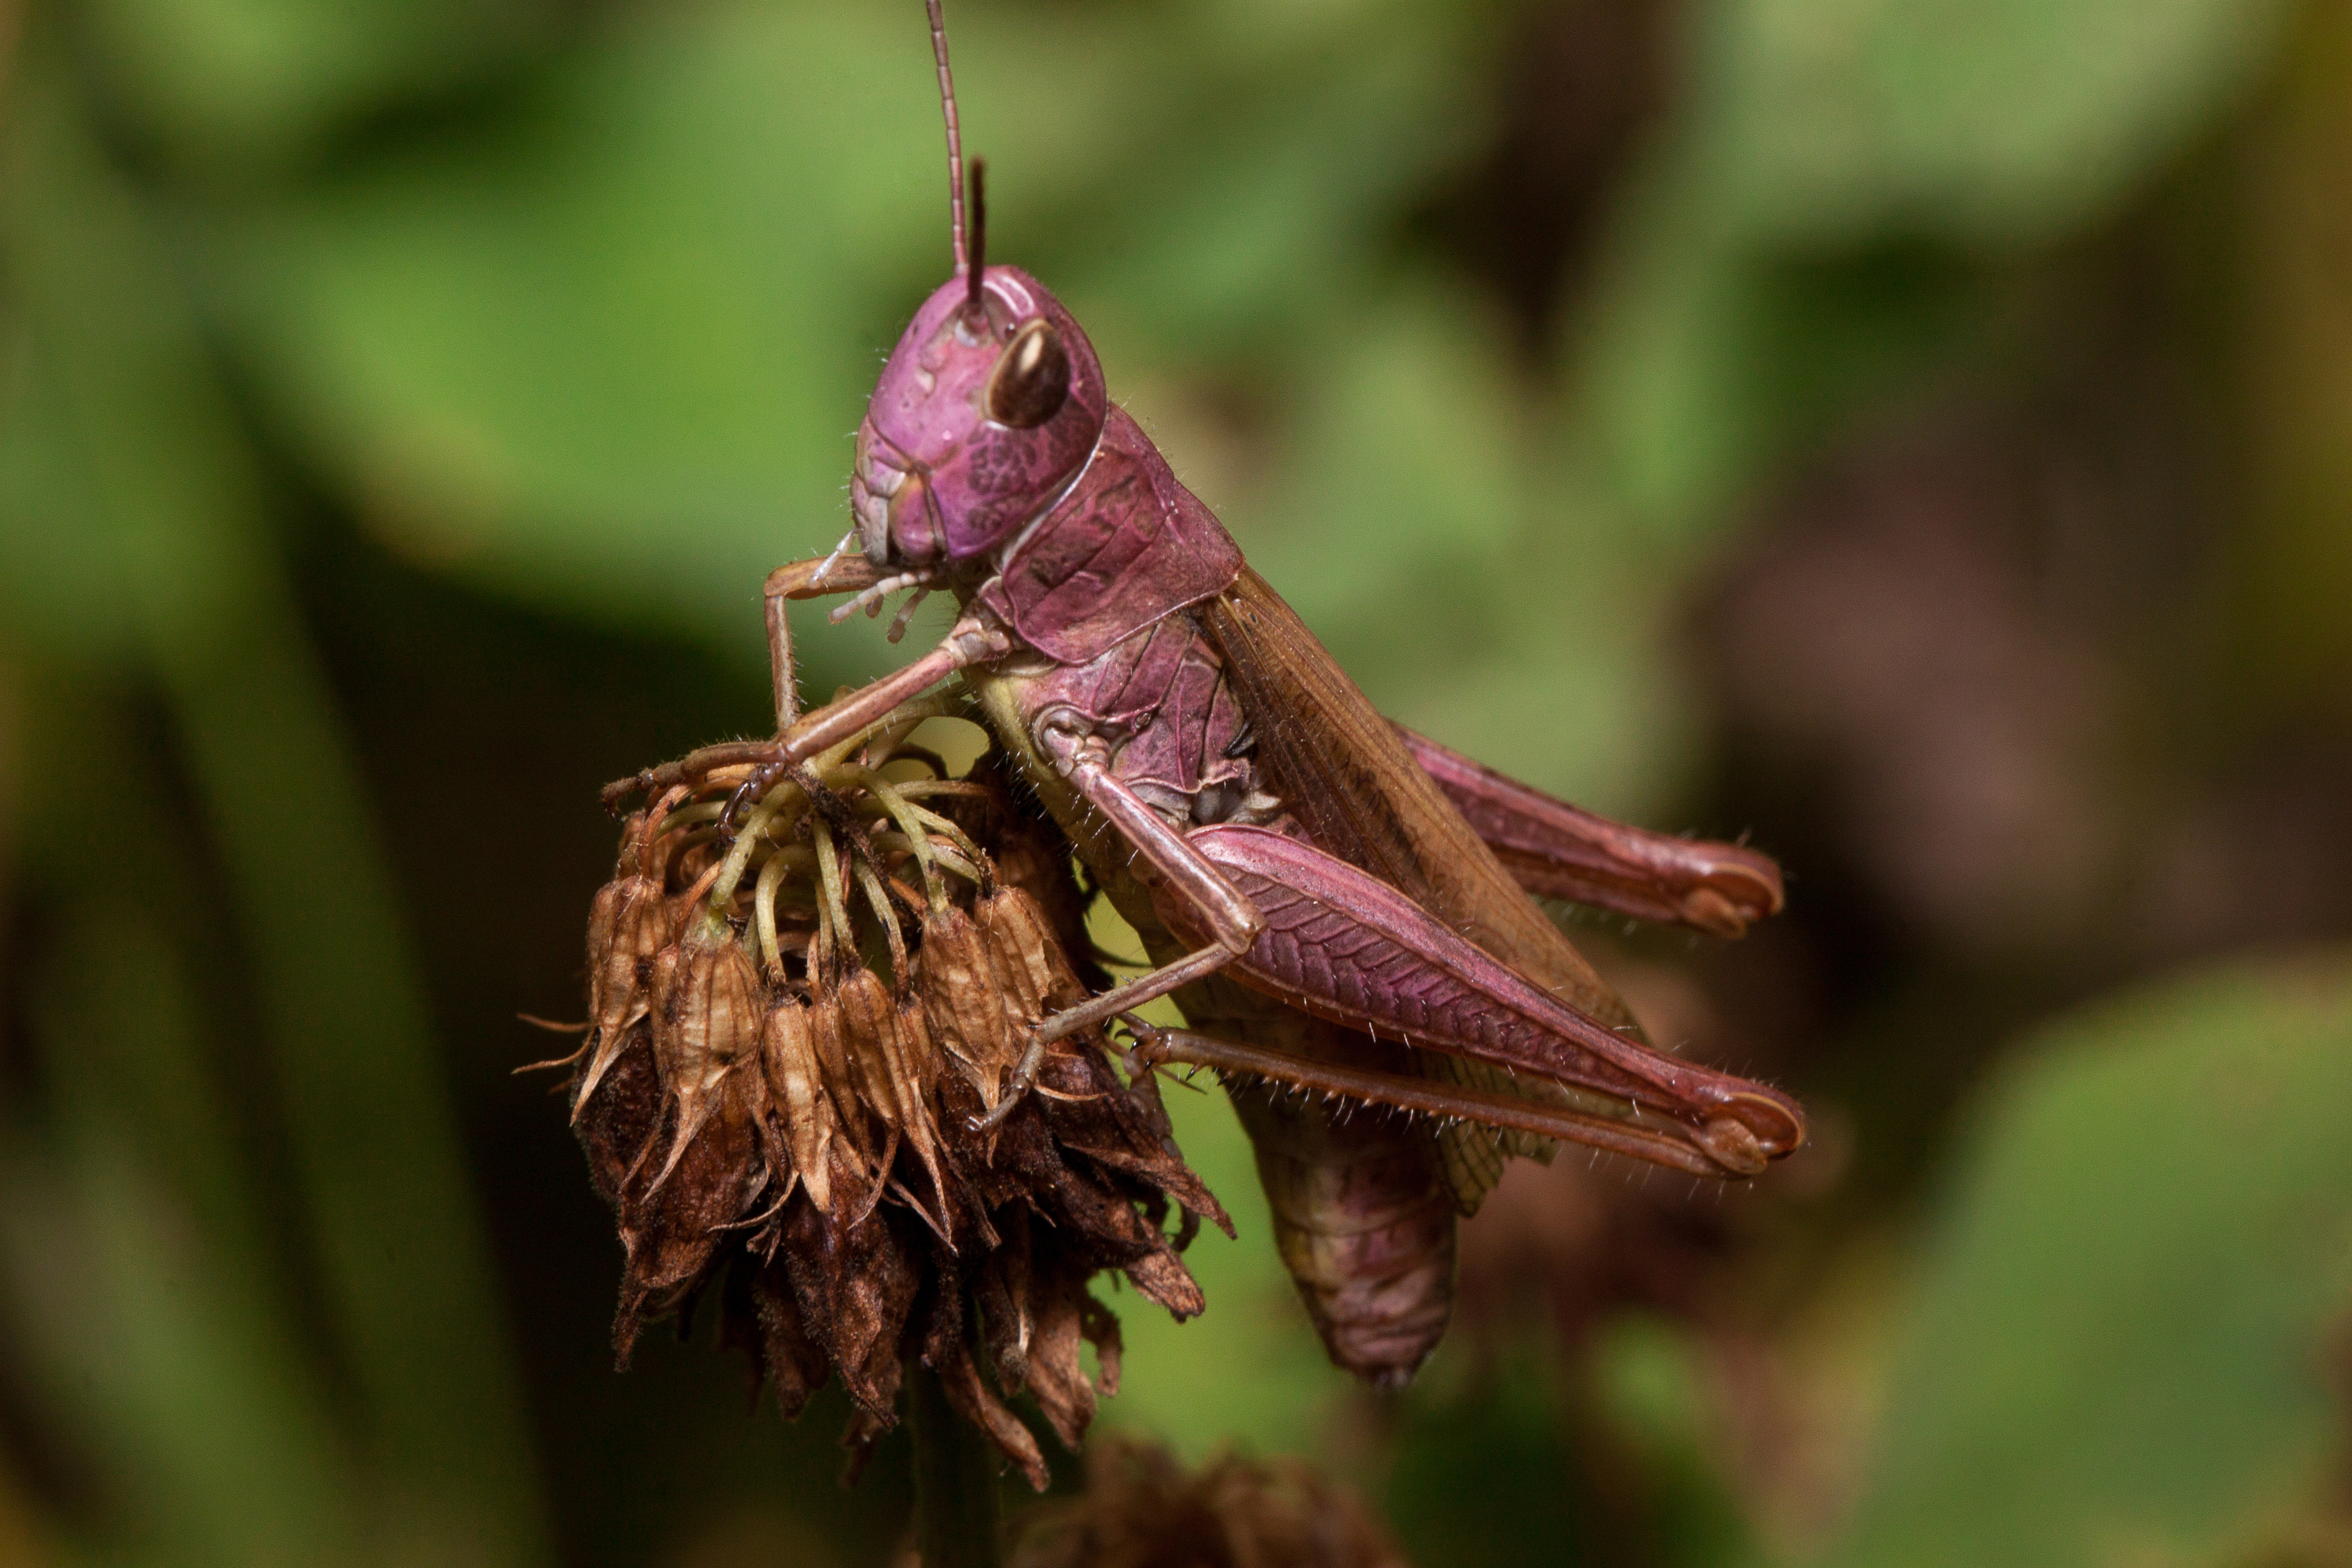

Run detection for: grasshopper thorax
[[852, 266, 1107, 570]]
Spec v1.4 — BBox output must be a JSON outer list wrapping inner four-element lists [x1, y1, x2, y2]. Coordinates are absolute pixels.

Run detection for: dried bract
[[570, 704, 1228, 1488]]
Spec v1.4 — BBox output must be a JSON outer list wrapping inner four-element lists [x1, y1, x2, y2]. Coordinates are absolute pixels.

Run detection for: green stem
[[908, 1361, 1001, 1568]]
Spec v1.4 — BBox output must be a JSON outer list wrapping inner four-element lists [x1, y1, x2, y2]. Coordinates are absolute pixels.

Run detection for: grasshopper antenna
[[925, 0, 967, 275], [966, 158, 987, 315]]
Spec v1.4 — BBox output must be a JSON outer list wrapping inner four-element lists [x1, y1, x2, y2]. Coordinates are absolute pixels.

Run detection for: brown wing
[[1201, 567, 1646, 1203]]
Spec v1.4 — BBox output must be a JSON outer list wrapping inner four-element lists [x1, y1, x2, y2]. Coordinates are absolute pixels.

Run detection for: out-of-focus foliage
[[1835, 955, 2352, 1568], [1694, 0, 2291, 245], [3, 0, 2350, 1563]]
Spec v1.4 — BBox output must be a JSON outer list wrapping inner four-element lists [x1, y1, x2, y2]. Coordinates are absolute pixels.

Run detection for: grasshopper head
[[853, 265, 1107, 569]]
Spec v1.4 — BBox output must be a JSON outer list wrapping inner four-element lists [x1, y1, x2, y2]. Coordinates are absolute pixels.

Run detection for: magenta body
[[1003, 592, 1253, 806], [812, 246, 1801, 1380], [976, 408, 1242, 664]]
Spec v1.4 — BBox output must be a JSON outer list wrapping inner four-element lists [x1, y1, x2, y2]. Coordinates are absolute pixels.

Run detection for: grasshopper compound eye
[[984, 317, 1071, 428]]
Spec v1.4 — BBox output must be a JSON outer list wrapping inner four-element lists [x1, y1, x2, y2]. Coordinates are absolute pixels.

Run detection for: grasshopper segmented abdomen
[[1183, 975, 1460, 1383]]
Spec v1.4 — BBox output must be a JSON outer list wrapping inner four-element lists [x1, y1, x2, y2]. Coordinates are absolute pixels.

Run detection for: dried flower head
[[564, 702, 1228, 1488], [1003, 1434, 1414, 1568]]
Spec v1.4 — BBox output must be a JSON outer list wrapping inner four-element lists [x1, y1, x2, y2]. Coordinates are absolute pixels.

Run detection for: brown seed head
[[570, 703, 1227, 1487]]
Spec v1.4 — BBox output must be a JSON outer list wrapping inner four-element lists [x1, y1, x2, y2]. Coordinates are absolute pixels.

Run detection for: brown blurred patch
[[1453, 1074, 1750, 1360], [1004, 1434, 1412, 1568], [1699, 424, 2128, 959], [1694, 396, 2352, 980], [1419, 0, 1679, 355], [663, 1509, 840, 1568], [2237, 1, 2352, 714]]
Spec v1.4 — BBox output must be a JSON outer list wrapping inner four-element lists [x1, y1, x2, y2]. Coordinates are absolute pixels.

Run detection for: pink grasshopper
[[614, 0, 1803, 1380]]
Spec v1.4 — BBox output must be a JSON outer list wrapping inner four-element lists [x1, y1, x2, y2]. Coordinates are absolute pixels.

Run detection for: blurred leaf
[[1828, 950, 2352, 1568], [1234, 275, 1530, 658], [1592, 1320, 1759, 1568], [1561, 0, 2291, 568], [1565, 195, 1770, 550], [0, 318, 159, 660], [1381, 1343, 1595, 1568], [222, 0, 935, 644], [1569, 172, 2005, 551], [81, 0, 546, 170], [1042, 5, 1489, 364], [1394, 625, 1695, 831], [1226, 272, 1687, 815], [2, 53, 547, 1563], [1693, 0, 2292, 245]]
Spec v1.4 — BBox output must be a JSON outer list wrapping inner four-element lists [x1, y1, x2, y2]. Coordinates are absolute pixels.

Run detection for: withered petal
[[760, 998, 837, 1214], [1011, 1253, 1098, 1451], [809, 987, 882, 1170], [1036, 1044, 1232, 1238], [1078, 1292, 1124, 1399], [578, 879, 674, 1118], [573, 1022, 662, 1207], [612, 1098, 764, 1362], [749, 1258, 831, 1420], [929, 1336, 1049, 1494], [973, 1219, 1035, 1384], [917, 903, 1021, 1107], [783, 1201, 922, 1419]]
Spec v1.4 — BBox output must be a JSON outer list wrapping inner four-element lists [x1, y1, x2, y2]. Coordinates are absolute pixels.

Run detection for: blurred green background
[[4, 0, 2352, 1563]]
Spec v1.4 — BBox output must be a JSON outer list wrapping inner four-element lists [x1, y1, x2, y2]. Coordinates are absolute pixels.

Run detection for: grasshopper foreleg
[[601, 609, 1007, 819], [764, 552, 887, 732]]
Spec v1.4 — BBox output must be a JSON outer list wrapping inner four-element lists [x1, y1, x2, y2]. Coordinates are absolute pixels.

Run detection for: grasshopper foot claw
[[971, 1026, 1054, 1132], [1119, 1013, 1173, 1067], [718, 759, 791, 842]]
